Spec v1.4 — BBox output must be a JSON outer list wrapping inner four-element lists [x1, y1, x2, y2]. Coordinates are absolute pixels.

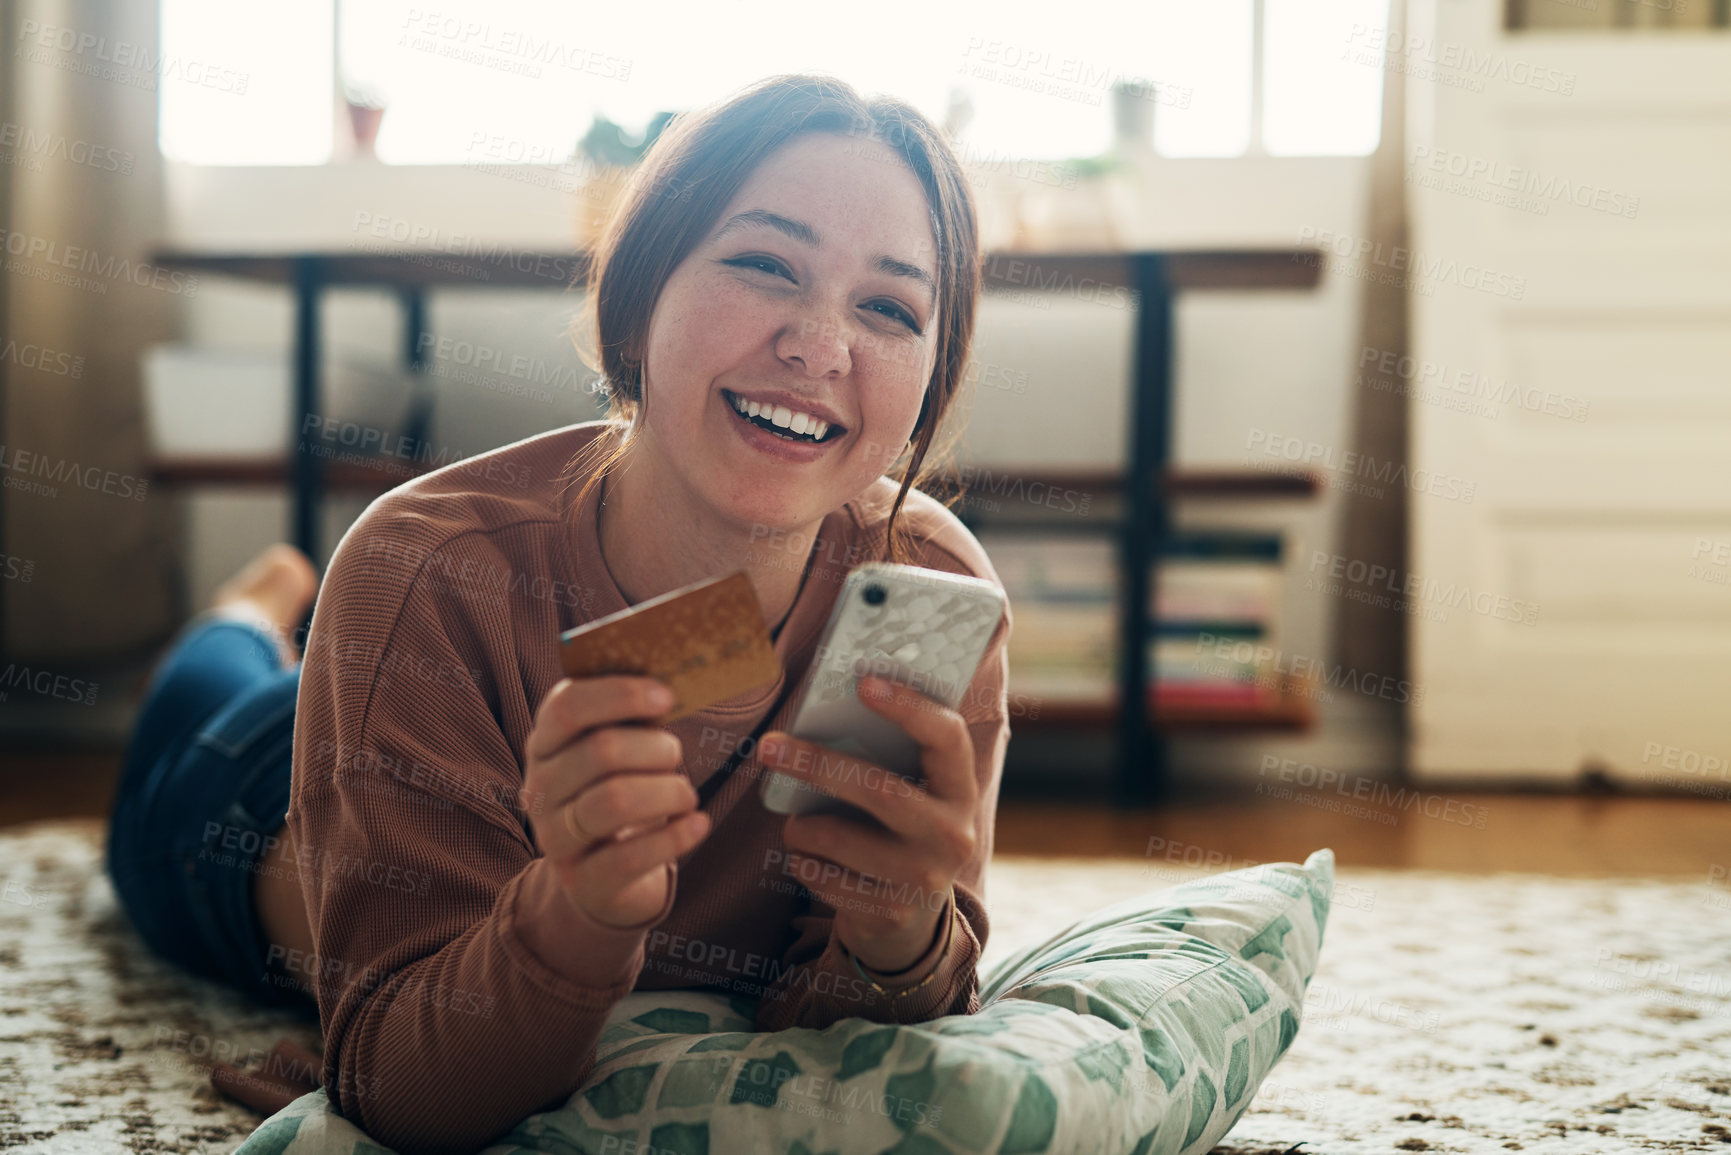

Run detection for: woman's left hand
[[760, 674, 979, 977]]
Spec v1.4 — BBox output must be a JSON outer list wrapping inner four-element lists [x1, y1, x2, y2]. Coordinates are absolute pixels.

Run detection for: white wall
[[160, 153, 1386, 786]]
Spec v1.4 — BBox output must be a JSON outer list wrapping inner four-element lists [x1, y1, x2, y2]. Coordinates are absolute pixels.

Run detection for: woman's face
[[637, 130, 941, 536]]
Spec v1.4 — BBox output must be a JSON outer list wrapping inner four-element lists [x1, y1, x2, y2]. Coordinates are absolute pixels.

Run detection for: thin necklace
[[767, 549, 805, 641], [603, 468, 816, 640], [771, 523, 823, 641]]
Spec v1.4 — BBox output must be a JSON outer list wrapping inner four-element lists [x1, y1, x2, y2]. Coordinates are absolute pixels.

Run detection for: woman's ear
[[620, 348, 644, 403]]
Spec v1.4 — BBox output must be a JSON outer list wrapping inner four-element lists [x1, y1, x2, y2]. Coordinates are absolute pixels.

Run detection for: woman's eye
[[869, 301, 921, 333], [724, 256, 921, 333], [724, 255, 791, 279]]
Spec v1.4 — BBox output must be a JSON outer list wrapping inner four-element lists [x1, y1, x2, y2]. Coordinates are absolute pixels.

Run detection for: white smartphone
[[758, 562, 1007, 821]]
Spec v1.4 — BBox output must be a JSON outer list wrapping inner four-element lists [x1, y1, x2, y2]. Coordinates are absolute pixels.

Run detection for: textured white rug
[[0, 819, 1726, 1154]]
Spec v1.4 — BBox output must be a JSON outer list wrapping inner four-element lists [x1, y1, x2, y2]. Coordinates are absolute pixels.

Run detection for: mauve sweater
[[286, 419, 1012, 1155]]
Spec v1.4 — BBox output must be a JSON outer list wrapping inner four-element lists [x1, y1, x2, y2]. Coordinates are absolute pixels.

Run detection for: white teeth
[[728, 392, 834, 441]]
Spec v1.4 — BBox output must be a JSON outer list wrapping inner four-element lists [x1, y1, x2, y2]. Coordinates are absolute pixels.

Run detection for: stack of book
[[975, 533, 1118, 703], [977, 529, 1285, 712], [1152, 531, 1284, 711]]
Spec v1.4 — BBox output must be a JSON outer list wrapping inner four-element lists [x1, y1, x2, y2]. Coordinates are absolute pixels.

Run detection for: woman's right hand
[[520, 675, 712, 930]]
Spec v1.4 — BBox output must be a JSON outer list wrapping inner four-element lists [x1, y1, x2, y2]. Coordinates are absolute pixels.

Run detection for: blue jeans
[[105, 613, 317, 1016]]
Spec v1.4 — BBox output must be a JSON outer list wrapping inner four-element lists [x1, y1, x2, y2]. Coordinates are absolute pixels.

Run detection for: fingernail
[[649, 683, 675, 709], [860, 676, 890, 699], [760, 733, 784, 759]]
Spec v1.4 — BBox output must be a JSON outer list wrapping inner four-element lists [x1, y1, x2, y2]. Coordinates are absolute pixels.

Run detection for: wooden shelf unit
[[149, 244, 1325, 804], [148, 454, 434, 491], [941, 465, 1320, 737], [1017, 685, 1318, 732]]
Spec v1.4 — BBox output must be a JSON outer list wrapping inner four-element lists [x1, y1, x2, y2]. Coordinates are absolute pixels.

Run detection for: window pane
[[948, 0, 1126, 161], [347, 0, 984, 166], [159, 0, 333, 165], [1146, 0, 1254, 158], [161, 0, 1268, 166], [347, 0, 1201, 167], [345, 0, 611, 166], [1262, 0, 1388, 156], [942, 0, 1253, 161]]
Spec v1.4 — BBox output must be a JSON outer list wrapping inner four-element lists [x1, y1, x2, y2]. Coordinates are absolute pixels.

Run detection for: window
[[158, 0, 332, 165], [159, 0, 1388, 166], [1261, 0, 1387, 157]]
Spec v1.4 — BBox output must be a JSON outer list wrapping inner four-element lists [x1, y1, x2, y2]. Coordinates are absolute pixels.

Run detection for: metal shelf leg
[[291, 258, 325, 568], [1115, 254, 1174, 809]]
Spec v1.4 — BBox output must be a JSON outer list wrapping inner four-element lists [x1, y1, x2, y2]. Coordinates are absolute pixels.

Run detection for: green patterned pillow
[[235, 848, 1334, 1155]]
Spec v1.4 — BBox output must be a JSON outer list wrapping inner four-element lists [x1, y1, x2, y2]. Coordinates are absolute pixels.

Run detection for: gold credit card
[[559, 569, 781, 720]]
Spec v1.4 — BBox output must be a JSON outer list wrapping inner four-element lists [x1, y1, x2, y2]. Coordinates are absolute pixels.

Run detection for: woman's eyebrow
[[876, 256, 936, 308], [715, 209, 818, 247], [714, 209, 936, 307]]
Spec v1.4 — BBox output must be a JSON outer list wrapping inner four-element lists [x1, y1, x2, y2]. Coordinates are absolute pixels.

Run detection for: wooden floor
[[992, 792, 1728, 876], [3, 752, 1724, 877]]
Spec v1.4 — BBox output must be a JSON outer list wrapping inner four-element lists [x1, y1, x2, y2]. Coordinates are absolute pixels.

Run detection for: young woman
[[106, 73, 1012, 1154]]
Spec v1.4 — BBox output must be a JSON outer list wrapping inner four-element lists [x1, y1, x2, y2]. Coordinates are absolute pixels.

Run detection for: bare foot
[[210, 545, 319, 667]]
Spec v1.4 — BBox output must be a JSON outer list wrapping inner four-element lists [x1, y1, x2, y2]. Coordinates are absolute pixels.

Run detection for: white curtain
[[1, 0, 180, 661], [1331, 0, 1411, 699]]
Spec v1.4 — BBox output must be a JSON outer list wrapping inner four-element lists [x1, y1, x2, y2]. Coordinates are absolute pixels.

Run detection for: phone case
[[758, 562, 1006, 820]]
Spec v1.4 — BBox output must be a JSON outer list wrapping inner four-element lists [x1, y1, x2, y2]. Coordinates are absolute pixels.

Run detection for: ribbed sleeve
[[289, 497, 669, 1155]]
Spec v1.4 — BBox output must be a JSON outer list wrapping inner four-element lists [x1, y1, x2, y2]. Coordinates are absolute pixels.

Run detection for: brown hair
[[561, 72, 980, 565]]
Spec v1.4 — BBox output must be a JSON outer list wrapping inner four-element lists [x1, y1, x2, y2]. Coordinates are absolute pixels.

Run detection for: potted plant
[[572, 111, 677, 245], [1019, 151, 1129, 251]]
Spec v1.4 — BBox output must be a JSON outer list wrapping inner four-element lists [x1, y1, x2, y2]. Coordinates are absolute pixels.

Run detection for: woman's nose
[[775, 309, 852, 378]]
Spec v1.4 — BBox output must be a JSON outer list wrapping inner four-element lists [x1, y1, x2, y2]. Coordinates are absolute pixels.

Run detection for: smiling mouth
[[723, 390, 844, 444]]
